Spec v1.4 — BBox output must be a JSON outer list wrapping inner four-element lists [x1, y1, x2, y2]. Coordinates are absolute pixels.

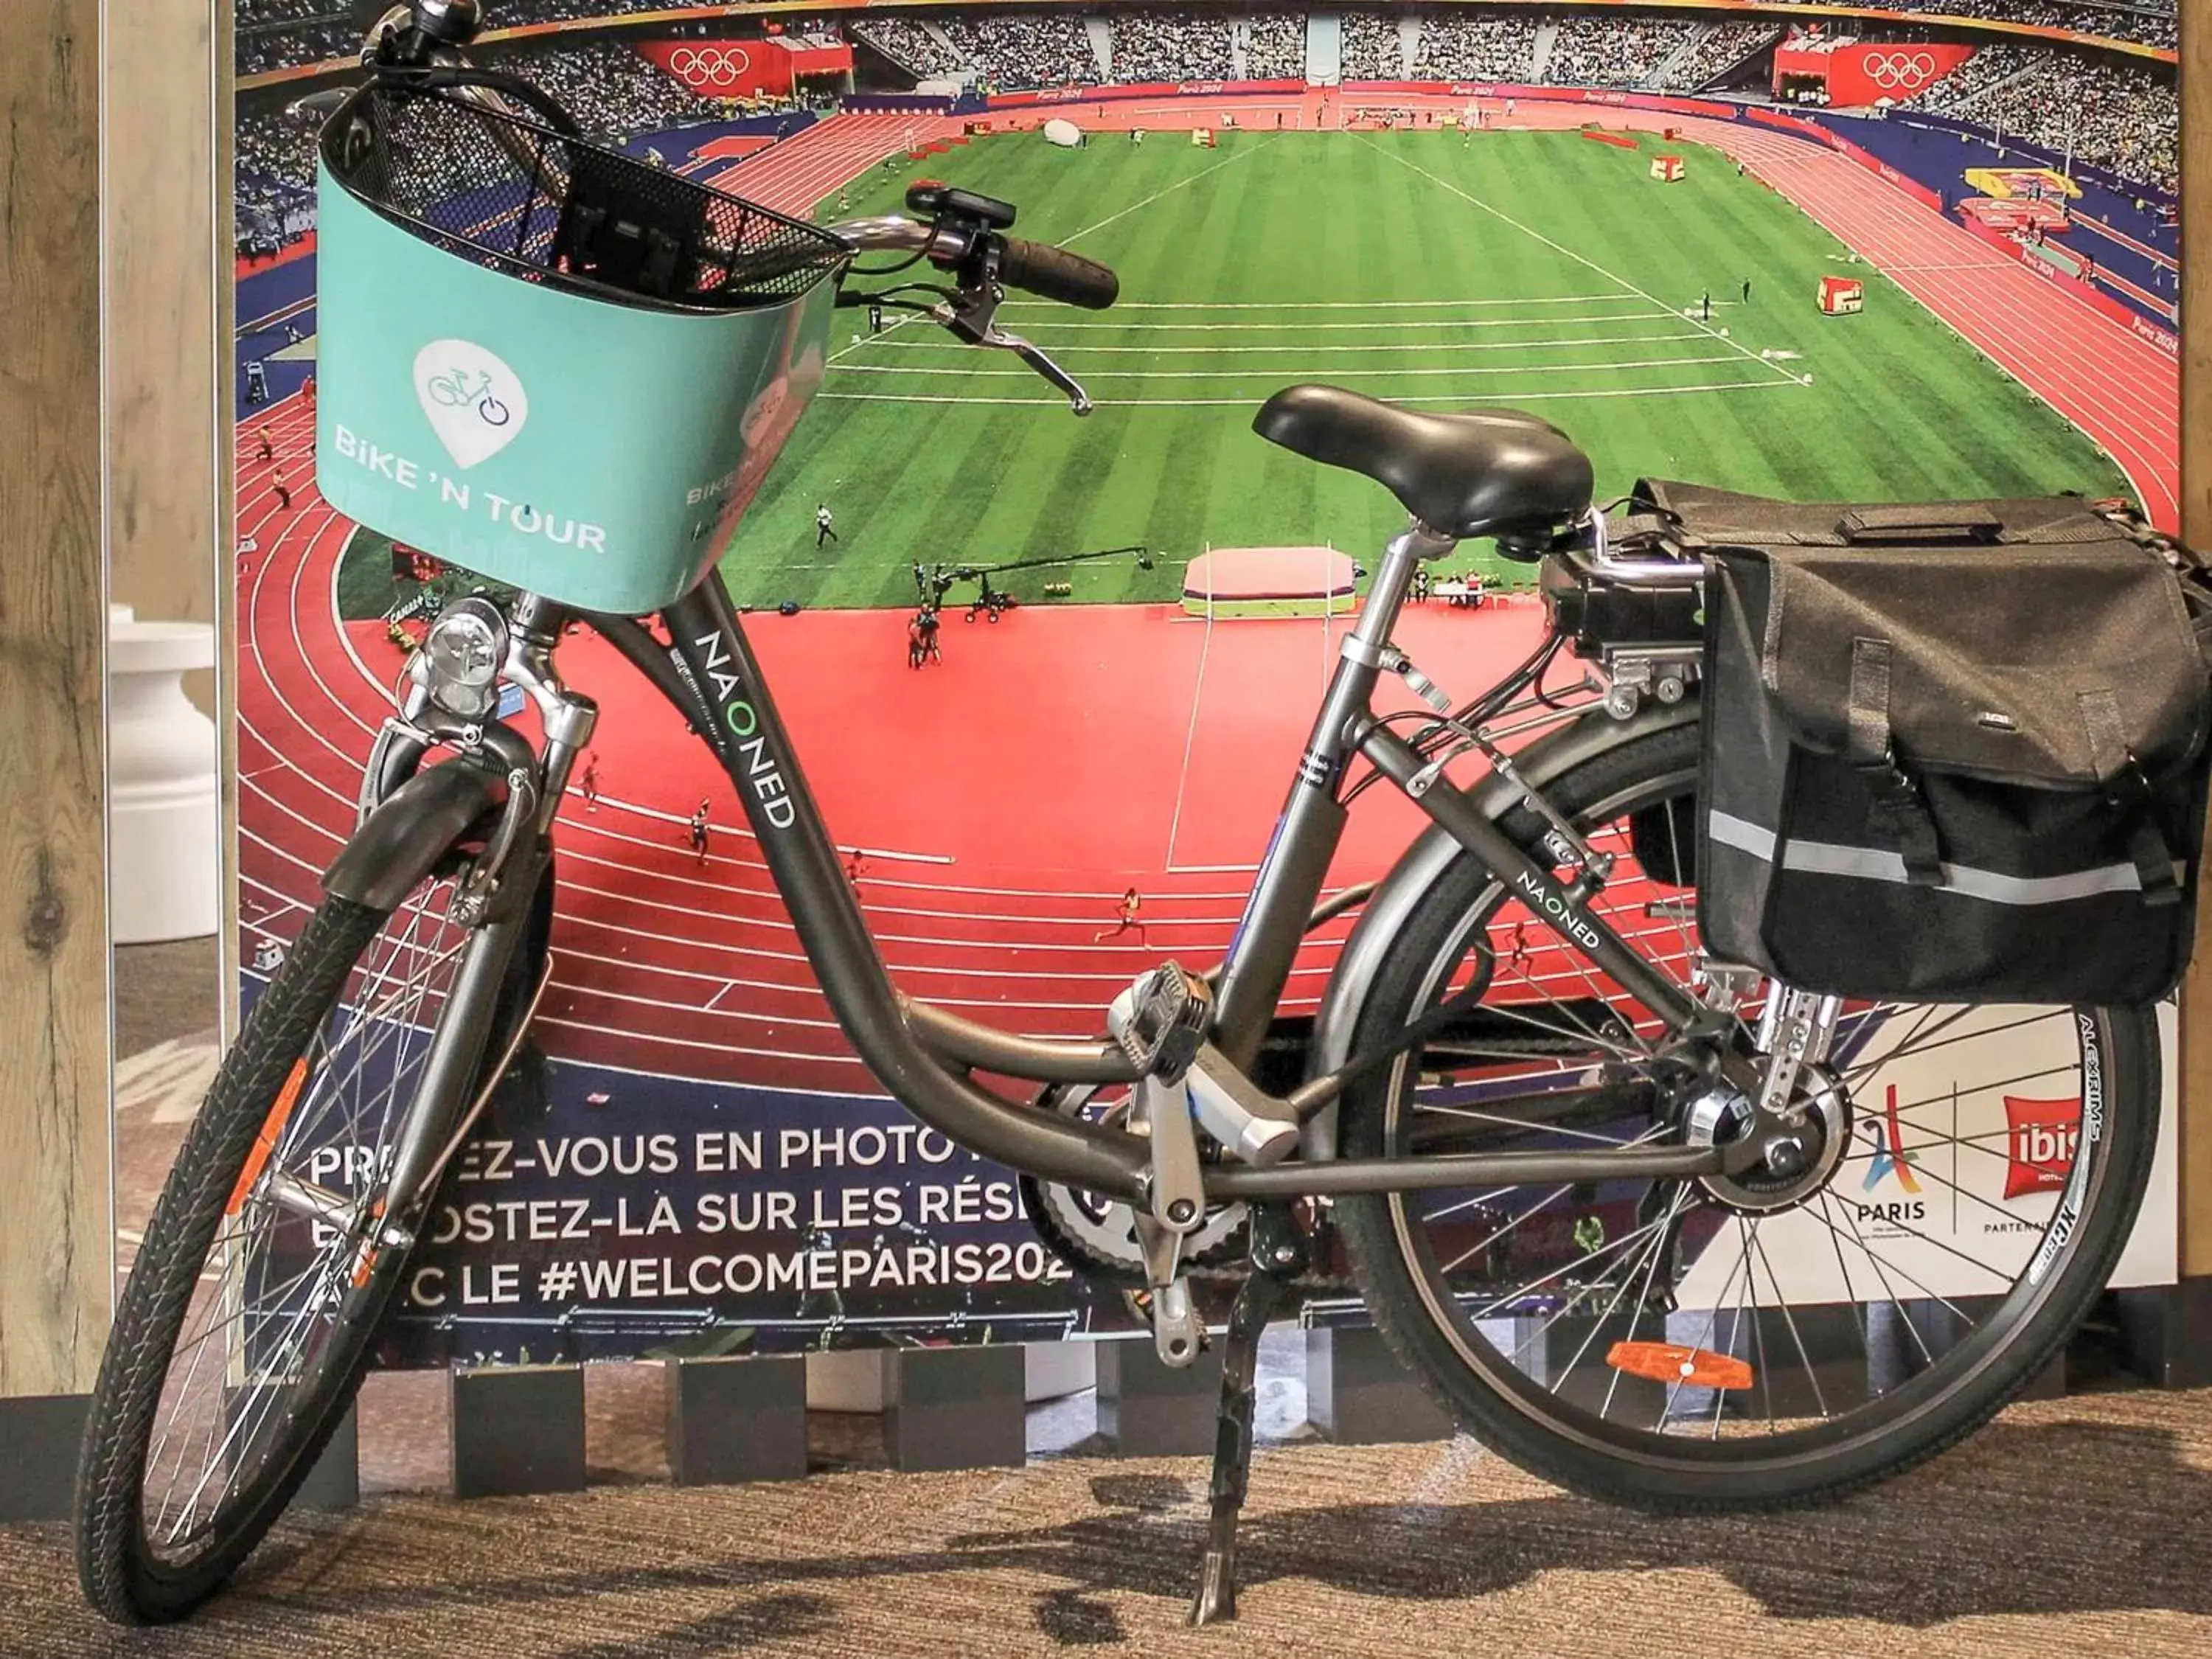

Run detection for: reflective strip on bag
[[1705, 810, 2177, 907]]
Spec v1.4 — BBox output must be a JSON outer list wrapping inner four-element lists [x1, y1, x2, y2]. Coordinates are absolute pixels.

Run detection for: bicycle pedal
[[1108, 963, 1211, 1083]]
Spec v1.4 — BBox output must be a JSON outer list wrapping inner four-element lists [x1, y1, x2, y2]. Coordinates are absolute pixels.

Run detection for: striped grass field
[[529, 128, 2142, 611]]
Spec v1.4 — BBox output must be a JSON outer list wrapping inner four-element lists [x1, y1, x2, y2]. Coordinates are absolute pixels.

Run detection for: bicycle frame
[[420, 515, 1753, 1209]]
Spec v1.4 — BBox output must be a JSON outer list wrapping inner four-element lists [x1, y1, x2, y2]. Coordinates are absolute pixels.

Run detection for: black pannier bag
[[1638, 480, 2212, 1005]]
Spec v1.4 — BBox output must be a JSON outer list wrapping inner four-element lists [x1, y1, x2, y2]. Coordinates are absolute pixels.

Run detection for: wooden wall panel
[[105, 1, 218, 647], [2180, 7, 2212, 1279], [0, 0, 114, 1399], [218, 4, 238, 1039]]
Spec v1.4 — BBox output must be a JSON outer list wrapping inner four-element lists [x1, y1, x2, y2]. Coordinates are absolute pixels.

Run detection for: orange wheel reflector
[[351, 1201, 387, 1287], [226, 1059, 310, 1216], [1605, 1340, 1754, 1391]]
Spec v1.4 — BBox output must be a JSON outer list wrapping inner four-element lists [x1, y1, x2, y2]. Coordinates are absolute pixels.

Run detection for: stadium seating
[[232, 5, 2181, 251]]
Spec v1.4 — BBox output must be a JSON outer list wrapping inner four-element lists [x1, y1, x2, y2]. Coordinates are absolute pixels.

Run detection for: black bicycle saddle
[[1253, 384, 1594, 541]]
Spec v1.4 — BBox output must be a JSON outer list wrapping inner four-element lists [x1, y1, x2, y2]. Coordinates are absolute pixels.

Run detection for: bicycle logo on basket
[[425, 367, 510, 427], [412, 338, 530, 470]]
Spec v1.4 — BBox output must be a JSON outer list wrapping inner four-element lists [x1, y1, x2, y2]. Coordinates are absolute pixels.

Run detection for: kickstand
[[1187, 1203, 1307, 1627]]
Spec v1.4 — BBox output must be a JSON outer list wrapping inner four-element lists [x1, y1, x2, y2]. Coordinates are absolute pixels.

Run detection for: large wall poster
[[232, 2, 2180, 1367]]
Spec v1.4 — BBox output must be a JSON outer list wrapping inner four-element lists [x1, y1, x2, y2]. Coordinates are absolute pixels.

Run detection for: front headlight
[[415, 597, 509, 721]]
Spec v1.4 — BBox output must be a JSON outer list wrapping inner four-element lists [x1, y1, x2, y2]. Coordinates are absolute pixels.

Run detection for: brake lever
[[998, 330, 1093, 417], [932, 286, 1094, 417]]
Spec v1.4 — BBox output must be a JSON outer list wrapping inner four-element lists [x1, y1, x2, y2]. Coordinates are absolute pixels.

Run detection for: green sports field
[[714, 127, 2130, 609], [386, 127, 2130, 615]]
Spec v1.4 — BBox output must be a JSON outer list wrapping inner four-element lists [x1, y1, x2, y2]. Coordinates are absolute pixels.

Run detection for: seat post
[[1352, 519, 1455, 662]]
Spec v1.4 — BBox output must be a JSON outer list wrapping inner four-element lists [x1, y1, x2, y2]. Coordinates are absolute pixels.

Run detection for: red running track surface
[[703, 111, 967, 213], [243, 102, 2177, 1092], [244, 393, 1550, 1093]]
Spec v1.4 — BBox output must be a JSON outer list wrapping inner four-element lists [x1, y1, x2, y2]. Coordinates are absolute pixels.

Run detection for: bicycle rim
[[1341, 729, 2152, 1484], [134, 874, 479, 1565]]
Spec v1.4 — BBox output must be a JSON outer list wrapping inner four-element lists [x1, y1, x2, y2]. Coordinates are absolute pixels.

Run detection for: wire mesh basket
[[313, 73, 848, 615], [322, 74, 849, 313]]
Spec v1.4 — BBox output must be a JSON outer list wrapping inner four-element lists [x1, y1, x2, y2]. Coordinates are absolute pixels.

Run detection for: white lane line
[[1162, 605, 1215, 875], [830, 353, 1756, 380], [853, 330, 1719, 357], [819, 378, 1804, 408], [830, 311, 921, 365], [1001, 294, 1645, 310], [863, 312, 1682, 337], [1060, 135, 1279, 246], [1357, 136, 1806, 387]]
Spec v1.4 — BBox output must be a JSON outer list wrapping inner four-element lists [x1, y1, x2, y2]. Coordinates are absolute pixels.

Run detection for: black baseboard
[[667, 1355, 807, 1484], [2112, 1277, 2212, 1390], [1096, 1337, 1223, 1456], [884, 1346, 1025, 1472], [0, 1393, 89, 1523], [450, 1365, 587, 1498]]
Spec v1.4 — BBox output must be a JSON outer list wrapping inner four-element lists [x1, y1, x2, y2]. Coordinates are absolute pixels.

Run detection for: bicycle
[[422, 364, 508, 426], [78, 0, 2163, 1630]]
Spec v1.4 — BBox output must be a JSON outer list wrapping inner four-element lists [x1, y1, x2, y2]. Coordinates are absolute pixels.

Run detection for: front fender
[[322, 760, 507, 911], [1307, 698, 1701, 1105]]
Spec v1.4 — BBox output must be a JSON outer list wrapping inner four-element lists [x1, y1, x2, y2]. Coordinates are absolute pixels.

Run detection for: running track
[[237, 104, 2182, 1094]]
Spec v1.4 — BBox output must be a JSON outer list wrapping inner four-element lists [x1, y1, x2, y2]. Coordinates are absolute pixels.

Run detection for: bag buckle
[[2107, 754, 2181, 907], [1854, 746, 1947, 888]]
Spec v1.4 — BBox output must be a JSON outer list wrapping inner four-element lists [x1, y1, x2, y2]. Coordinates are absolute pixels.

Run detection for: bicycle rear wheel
[[77, 858, 543, 1624], [1333, 718, 2158, 1509]]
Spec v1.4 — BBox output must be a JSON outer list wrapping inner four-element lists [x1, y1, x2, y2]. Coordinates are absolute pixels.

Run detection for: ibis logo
[[2003, 1096, 2081, 1200]]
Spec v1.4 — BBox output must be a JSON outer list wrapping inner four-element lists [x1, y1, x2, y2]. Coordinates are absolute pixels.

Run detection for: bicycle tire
[[77, 858, 548, 1624], [1332, 718, 2158, 1511], [77, 899, 397, 1623]]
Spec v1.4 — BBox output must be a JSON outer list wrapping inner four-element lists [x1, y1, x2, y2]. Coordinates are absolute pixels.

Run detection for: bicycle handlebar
[[997, 238, 1119, 310], [828, 217, 1117, 311]]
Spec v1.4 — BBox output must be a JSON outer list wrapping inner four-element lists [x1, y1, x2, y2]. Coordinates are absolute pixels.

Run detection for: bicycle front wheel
[[77, 858, 540, 1624], [1333, 717, 2159, 1510]]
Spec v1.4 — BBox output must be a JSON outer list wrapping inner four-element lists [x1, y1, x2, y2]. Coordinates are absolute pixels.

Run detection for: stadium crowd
[[1543, 18, 1703, 88], [1767, 0, 2174, 51], [1913, 46, 2177, 190], [1110, 13, 1234, 82], [1413, 17, 1539, 82], [854, 18, 967, 80], [227, 9, 2180, 243], [1664, 22, 1785, 89], [506, 41, 717, 133], [236, 0, 345, 24], [1338, 12, 1405, 81], [237, 10, 356, 76], [234, 106, 321, 260], [939, 13, 1096, 91], [1242, 15, 1307, 80], [233, 4, 2181, 81]]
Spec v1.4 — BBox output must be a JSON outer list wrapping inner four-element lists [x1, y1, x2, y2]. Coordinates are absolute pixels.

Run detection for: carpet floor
[[8, 1387, 2212, 1658]]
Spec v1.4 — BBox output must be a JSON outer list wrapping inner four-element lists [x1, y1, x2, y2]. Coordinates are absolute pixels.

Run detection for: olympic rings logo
[[1862, 51, 1938, 91], [668, 45, 753, 88]]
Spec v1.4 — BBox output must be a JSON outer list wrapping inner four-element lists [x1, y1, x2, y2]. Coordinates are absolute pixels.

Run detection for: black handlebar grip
[[996, 238, 1119, 310]]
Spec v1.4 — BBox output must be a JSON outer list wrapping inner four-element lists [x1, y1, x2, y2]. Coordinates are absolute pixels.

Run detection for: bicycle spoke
[[1597, 1185, 1693, 1421], [1748, 1221, 1829, 1424], [135, 886, 478, 1560]]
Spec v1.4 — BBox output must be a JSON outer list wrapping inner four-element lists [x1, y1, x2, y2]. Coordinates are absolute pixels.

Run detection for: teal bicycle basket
[[314, 74, 849, 616]]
